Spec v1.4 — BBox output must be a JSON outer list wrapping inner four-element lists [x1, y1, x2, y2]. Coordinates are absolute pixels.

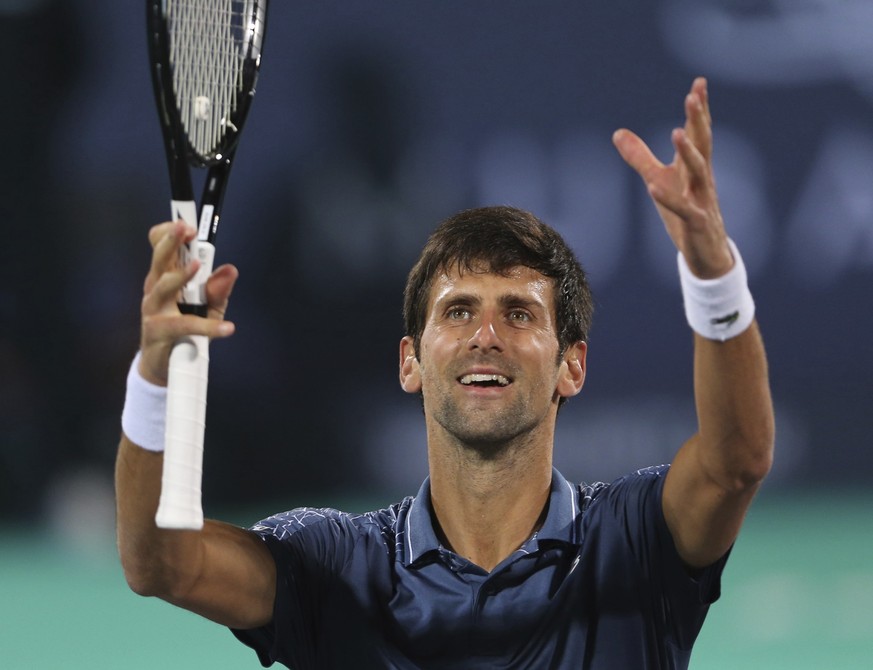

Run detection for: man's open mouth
[[458, 373, 511, 388]]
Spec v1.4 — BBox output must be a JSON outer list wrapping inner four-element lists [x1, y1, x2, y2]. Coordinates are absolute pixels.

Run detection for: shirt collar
[[403, 477, 441, 567], [534, 468, 581, 545], [402, 468, 580, 567]]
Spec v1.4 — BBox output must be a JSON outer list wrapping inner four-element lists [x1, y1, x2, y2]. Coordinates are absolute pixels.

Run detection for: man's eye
[[508, 310, 531, 322], [448, 308, 470, 320]]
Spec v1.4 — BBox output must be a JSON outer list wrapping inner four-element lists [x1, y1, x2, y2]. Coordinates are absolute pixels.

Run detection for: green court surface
[[2, 491, 871, 669]]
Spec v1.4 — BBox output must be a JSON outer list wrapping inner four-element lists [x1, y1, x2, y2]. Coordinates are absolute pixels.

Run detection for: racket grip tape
[[155, 334, 209, 530]]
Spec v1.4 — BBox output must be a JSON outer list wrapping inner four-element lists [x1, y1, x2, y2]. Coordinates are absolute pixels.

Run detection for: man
[[116, 78, 774, 668]]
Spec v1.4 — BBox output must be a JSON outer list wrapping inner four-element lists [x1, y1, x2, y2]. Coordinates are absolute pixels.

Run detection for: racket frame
[[145, 0, 268, 528]]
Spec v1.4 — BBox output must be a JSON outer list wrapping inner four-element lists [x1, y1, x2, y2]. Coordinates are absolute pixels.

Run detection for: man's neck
[[427, 440, 552, 573]]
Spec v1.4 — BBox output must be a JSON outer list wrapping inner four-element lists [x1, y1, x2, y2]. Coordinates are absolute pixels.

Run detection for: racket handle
[[156, 334, 209, 530]]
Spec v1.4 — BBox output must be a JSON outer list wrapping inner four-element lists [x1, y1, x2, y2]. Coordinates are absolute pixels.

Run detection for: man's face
[[400, 264, 586, 452]]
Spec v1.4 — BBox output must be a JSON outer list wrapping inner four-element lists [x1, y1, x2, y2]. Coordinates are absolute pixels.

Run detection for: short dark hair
[[403, 206, 593, 358]]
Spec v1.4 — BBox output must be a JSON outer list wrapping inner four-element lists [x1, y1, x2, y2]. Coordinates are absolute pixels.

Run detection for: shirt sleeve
[[603, 465, 731, 651], [230, 508, 359, 668]]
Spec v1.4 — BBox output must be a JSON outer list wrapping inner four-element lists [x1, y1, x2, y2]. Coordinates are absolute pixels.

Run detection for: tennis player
[[116, 77, 774, 668]]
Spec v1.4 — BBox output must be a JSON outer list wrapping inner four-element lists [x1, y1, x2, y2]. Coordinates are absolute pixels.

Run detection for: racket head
[[147, 0, 269, 177]]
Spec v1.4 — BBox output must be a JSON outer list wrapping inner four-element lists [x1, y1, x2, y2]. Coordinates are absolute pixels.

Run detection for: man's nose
[[467, 314, 505, 352]]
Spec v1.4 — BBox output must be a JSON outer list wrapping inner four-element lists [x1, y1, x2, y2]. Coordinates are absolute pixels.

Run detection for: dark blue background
[[2, 0, 871, 519]]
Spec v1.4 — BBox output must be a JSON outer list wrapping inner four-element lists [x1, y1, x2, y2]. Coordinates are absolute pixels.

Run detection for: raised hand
[[612, 77, 734, 279], [139, 220, 238, 385]]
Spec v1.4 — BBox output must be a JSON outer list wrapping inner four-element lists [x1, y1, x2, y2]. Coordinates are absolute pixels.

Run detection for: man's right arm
[[116, 435, 276, 628], [115, 221, 276, 630]]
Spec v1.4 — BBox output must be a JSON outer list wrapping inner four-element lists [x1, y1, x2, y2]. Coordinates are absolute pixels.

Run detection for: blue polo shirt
[[232, 465, 727, 669]]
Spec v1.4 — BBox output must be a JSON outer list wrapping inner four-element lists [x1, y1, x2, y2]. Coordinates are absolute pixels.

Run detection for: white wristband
[[677, 238, 755, 341], [121, 352, 167, 452]]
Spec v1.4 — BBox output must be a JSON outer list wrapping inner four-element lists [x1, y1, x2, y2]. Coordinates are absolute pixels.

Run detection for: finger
[[145, 312, 235, 341], [672, 128, 710, 189], [148, 221, 177, 248], [140, 313, 235, 382], [647, 179, 701, 223], [143, 258, 200, 314], [148, 219, 196, 248], [684, 80, 712, 161], [148, 221, 196, 279], [612, 129, 665, 181], [148, 228, 181, 280], [693, 76, 711, 127], [205, 264, 240, 318]]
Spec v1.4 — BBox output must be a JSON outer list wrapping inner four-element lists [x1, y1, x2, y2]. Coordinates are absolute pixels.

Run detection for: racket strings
[[167, 0, 248, 159]]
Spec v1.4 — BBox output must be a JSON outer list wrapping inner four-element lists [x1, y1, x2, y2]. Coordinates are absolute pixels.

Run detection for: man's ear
[[399, 336, 422, 393], [557, 340, 587, 399]]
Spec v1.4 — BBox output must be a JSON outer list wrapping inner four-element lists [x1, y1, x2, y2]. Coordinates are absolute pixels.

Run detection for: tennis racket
[[146, 0, 269, 529]]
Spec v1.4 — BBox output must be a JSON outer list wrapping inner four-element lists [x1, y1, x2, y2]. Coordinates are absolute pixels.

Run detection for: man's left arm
[[613, 78, 775, 569]]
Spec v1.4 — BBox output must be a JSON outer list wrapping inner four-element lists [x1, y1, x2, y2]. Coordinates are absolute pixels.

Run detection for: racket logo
[[194, 96, 211, 121]]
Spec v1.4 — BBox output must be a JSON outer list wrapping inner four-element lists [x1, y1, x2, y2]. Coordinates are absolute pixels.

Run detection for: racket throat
[[178, 239, 215, 313], [171, 198, 216, 312]]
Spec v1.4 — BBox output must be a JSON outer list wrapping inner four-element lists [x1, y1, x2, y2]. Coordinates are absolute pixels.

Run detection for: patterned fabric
[[232, 466, 727, 669]]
